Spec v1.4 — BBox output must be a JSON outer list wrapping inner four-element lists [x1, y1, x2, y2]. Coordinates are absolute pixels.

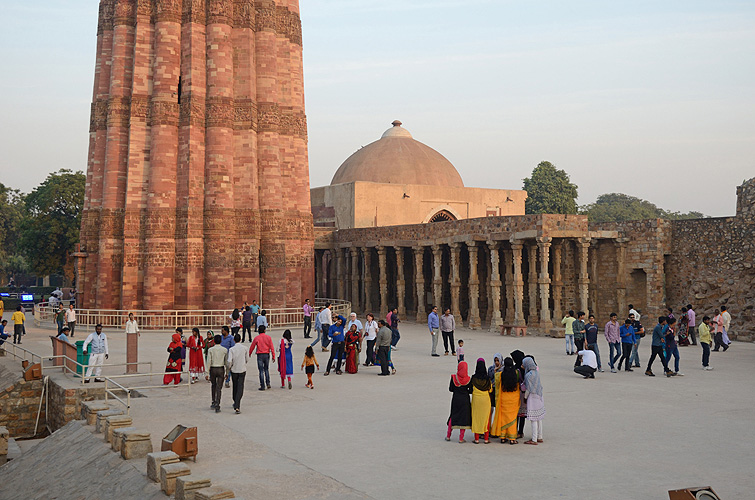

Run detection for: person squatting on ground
[[574, 349, 597, 379]]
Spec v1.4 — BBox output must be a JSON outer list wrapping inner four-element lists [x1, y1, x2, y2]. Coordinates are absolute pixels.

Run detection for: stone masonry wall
[[0, 377, 46, 438], [47, 376, 106, 432]]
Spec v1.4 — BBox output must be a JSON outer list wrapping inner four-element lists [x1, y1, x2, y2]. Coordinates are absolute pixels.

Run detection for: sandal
[[473, 440, 479, 444], [524, 440, 538, 445], [510, 440, 518, 445], [537, 439, 543, 443], [484, 440, 490, 444], [501, 439, 507, 444], [391, 368, 396, 375], [445, 437, 451, 442]]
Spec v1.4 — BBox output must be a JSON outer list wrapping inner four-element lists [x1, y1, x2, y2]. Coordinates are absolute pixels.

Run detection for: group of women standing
[[447, 350, 544, 445]]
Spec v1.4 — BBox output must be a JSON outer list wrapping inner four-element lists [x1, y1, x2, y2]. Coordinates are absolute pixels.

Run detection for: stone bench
[[147, 450, 179, 482], [161, 461, 191, 495], [195, 486, 236, 500], [104, 415, 133, 444], [80, 400, 110, 423], [111, 426, 136, 452], [175, 475, 212, 500], [501, 324, 527, 337], [95, 409, 123, 433], [120, 429, 153, 460]]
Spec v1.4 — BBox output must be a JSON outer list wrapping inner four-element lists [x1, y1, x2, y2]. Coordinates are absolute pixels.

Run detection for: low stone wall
[[0, 374, 46, 438], [47, 375, 105, 432]]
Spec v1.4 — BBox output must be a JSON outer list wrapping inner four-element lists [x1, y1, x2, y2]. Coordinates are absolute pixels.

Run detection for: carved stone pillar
[[589, 240, 599, 315], [362, 247, 373, 312], [615, 238, 629, 315], [450, 243, 461, 316], [504, 247, 514, 323], [577, 237, 591, 313], [395, 247, 407, 317], [414, 246, 426, 322], [350, 248, 360, 312], [510, 238, 525, 326], [527, 243, 538, 323], [488, 240, 503, 332], [485, 246, 493, 322], [327, 250, 335, 298], [335, 248, 345, 300], [467, 242, 481, 329], [432, 245, 443, 309], [537, 236, 553, 329], [377, 246, 388, 313], [552, 242, 563, 320]]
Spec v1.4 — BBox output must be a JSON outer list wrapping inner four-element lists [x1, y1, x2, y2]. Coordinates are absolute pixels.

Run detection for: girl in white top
[[363, 313, 379, 366], [125, 313, 140, 336]]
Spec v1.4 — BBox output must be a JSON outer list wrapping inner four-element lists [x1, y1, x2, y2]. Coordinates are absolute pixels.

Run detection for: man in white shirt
[[82, 324, 109, 383], [317, 303, 332, 351], [362, 313, 378, 366], [628, 305, 640, 323], [125, 312, 140, 335], [721, 305, 732, 346], [686, 304, 697, 345], [65, 304, 77, 337], [227, 333, 249, 414], [574, 349, 597, 379]]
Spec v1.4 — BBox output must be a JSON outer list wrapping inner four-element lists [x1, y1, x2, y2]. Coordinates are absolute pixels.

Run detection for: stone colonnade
[[315, 234, 629, 331]]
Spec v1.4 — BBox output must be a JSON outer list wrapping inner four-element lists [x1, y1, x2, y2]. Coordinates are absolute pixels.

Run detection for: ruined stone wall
[[0, 376, 45, 438], [47, 377, 105, 432], [664, 178, 755, 341]]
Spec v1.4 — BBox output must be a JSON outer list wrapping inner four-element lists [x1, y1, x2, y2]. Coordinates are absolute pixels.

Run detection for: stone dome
[[330, 121, 464, 187]]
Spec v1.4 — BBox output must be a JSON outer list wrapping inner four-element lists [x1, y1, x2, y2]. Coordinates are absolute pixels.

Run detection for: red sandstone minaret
[[78, 0, 314, 311]]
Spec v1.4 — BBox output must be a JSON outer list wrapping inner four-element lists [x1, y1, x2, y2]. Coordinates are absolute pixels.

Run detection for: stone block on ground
[[160, 462, 191, 495], [0, 426, 8, 455], [81, 400, 110, 423], [95, 409, 123, 433], [194, 486, 235, 500], [104, 415, 133, 443], [120, 429, 153, 460], [146, 450, 179, 482], [175, 475, 212, 500], [110, 426, 136, 451]]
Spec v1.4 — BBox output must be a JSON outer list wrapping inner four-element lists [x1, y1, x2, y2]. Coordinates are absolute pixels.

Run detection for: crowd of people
[[566, 303, 734, 379]]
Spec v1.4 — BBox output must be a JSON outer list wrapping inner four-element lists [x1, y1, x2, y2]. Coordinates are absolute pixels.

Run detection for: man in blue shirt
[[646, 316, 673, 377], [324, 315, 346, 375], [0, 319, 8, 345], [220, 326, 236, 387], [428, 305, 440, 357], [617, 319, 635, 371]]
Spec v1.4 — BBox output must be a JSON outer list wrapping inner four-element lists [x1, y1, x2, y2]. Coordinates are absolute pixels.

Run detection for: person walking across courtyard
[[220, 326, 235, 388], [440, 308, 456, 356], [163, 331, 184, 385], [721, 305, 732, 347], [699, 316, 713, 370], [82, 324, 109, 383], [324, 315, 346, 375], [277, 330, 294, 388], [207, 334, 227, 412], [65, 304, 77, 337], [303, 299, 314, 339], [301, 346, 319, 388], [604, 313, 621, 372], [446, 361, 472, 443], [227, 333, 248, 413], [428, 305, 440, 357], [646, 316, 673, 377], [249, 325, 275, 390], [317, 303, 332, 352], [628, 312, 645, 368], [389, 307, 401, 348], [686, 304, 697, 345], [11, 305, 25, 344], [241, 306, 254, 342], [617, 319, 636, 371], [375, 320, 392, 376], [523, 357, 545, 445], [665, 317, 683, 376], [187, 327, 206, 383]]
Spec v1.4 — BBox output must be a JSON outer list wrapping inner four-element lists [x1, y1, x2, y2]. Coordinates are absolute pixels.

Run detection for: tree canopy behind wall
[[522, 161, 579, 215], [581, 192, 706, 222]]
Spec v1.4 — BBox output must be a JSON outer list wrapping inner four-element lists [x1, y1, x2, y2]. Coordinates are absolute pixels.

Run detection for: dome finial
[[392, 120, 402, 127]]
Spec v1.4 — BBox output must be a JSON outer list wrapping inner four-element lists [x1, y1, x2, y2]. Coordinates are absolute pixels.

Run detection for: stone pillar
[[537, 237, 553, 329], [615, 238, 629, 315], [487, 241, 503, 332], [503, 247, 514, 323], [552, 242, 563, 321], [510, 238, 525, 326], [335, 249, 345, 300], [413, 246, 425, 322], [467, 242, 481, 329], [450, 243, 461, 316], [362, 247, 373, 312], [377, 246, 388, 312], [485, 246, 493, 322], [320, 251, 328, 298], [577, 237, 591, 313], [589, 240, 599, 315], [432, 245, 443, 309], [126, 331, 138, 374], [350, 248, 360, 312], [395, 247, 407, 317], [527, 243, 538, 323]]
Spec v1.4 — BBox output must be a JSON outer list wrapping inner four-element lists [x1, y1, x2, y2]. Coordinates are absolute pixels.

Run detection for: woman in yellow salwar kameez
[[470, 358, 493, 444], [492, 357, 521, 444]]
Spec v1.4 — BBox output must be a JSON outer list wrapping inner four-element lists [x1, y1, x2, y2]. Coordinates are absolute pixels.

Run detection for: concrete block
[[0, 426, 8, 455], [110, 426, 136, 451], [81, 400, 109, 422], [95, 409, 123, 433], [147, 450, 179, 482], [195, 486, 235, 500], [120, 429, 153, 460], [175, 475, 212, 500], [161, 462, 191, 495], [104, 415, 133, 443]]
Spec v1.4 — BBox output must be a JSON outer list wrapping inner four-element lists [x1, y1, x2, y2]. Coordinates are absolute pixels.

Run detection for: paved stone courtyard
[[9, 314, 755, 499]]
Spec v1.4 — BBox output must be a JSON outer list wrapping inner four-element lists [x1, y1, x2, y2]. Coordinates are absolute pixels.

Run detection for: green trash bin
[[75, 340, 90, 377]]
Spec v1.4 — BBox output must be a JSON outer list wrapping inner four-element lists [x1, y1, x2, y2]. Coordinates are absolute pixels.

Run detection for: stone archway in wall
[[424, 206, 460, 223]]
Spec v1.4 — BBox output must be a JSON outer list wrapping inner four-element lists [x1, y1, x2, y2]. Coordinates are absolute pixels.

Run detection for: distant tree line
[[522, 161, 706, 222], [0, 170, 85, 285]]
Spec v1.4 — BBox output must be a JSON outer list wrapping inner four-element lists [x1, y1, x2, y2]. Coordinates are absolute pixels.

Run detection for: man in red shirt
[[249, 325, 276, 390]]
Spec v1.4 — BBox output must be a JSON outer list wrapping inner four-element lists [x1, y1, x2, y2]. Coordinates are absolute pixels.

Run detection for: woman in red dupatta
[[345, 324, 361, 374], [187, 327, 206, 383], [446, 361, 472, 442], [163, 332, 184, 385]]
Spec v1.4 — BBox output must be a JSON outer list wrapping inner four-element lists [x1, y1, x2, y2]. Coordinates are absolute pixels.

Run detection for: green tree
[[581, 192, 707, 222], [0, 182, 26, 255], [522, 161, 579, 214], [18, 170, 85, 283], [0, 254, 29, 283]]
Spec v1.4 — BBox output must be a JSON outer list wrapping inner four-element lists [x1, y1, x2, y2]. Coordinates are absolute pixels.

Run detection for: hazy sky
[[1, 1, 753, 216]]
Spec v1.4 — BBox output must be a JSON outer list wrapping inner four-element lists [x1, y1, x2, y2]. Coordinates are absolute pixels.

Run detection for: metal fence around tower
[[33, 298, 351, 331]]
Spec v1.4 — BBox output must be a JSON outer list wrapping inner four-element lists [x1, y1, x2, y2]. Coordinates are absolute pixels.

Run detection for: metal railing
[[2, 343, 44, 373], [33, 298, 351, 331]]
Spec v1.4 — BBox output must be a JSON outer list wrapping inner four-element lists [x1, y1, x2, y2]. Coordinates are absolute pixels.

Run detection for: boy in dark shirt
[[585, 314, 603, 372]]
